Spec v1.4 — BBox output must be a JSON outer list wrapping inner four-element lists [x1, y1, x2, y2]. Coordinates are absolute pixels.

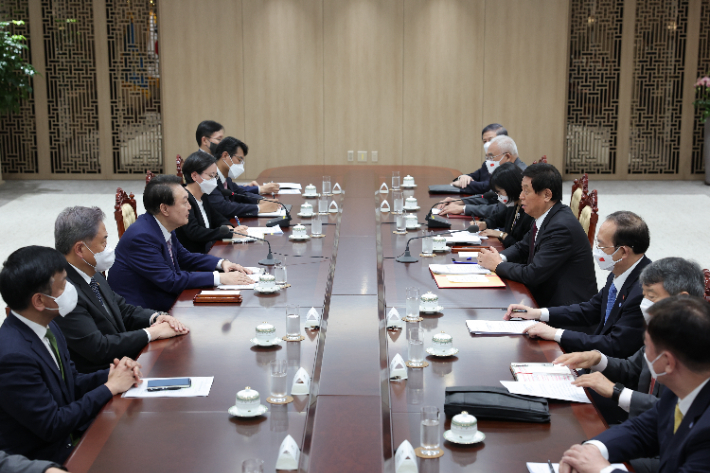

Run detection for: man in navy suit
[[0, 246, 140, 463], [108, 175, 254, 312], [504, 211, 651, 359], [559, 296, 710, 473]]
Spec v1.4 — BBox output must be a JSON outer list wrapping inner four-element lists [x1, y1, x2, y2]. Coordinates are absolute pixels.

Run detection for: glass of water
[[274, 259, 287, 285], [242, 459, 264, 473], [421, 231, 433, 254], [392, 171, 401, 190], [311, 214, 323, 236], [396, 214, 406, 232], [420, 406, 441, 455], [286, 304, 300, 340], [270, 360, 288, 402], [405, 287, 420, 319], [408, 327, 425, 367], [322, 175, 332, 195], [393, 190, 403, 214], [318, 195, 328, 214]]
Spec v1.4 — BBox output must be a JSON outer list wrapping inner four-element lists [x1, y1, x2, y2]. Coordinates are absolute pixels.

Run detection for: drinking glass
[[421, 231, 433, 255], [408, 327, 425, 367], [270, 360, 288, 402], [242, 459, 264, 473], [274, 259, 287, 285], [311, 214, 323, 236], [420, 406, 441, 455], [396, 214, 406, 232], [405, 287, 420, 319], [392, 171, 401, 190], [286, 304, 300, 340], [318, 195, 328, 213], [393, 190, 403, 214], [322, 175, 332, 195]]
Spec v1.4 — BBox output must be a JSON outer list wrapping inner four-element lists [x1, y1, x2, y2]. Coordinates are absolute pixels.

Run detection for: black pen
[[548, 459, 555, 473], [147, 386, 184, 392], [500, 308, 528, 313]]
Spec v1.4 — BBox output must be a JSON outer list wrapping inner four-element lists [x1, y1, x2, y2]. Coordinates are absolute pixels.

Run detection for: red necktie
[[527, 223, 538, 264], [648, 378, 656, 395]]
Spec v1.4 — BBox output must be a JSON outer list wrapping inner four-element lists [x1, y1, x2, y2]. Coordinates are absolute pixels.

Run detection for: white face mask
[[83, 243, 115, 273], [483, 142, 491, 153], [485, 159, 501, 173], [639, 298, 654, 324], [593, 247, 621, 271], [644, 350, 668, 380], [42, 282, 78, 317], [497, 194, 509, 205], [225, 158, 245, 179], [198, 176, 218, 195]]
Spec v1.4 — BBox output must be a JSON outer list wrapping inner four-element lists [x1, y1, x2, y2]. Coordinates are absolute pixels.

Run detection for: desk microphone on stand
[[395, 224, 479, 263], [424, 198, 465, 229], [231, 230, 281, 266]]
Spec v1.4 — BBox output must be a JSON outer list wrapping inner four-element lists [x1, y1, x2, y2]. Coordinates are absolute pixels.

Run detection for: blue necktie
[[89, 277, 105, 307], [604, 283, 617, 324]]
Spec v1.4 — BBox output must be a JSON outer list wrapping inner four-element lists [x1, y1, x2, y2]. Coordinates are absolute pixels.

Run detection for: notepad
[[265, 182, 302, 190], [447, 275, 489, 283], [123, 377, 214, 398], [510, 363, 576, 383], [501, 380, 590, 403], [430, 264, 490, 275], [466, 319, 537, 334]]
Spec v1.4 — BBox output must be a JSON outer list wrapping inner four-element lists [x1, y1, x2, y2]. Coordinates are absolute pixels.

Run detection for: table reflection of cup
[[407, 366, 424, 405], [270, 404, 289, 432], [408, 327, 425, 367], [311, 214, 323, 236]]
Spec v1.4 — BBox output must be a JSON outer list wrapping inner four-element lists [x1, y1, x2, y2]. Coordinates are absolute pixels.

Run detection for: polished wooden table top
[[66, 166, 607, 473]]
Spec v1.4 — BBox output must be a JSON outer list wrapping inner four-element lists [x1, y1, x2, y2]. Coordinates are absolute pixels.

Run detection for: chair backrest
[[115, 187, 137, 238], [578, 189, 598, 247], [570, 173, 589, 218], [704, 269, 710, 303], [176, 154, 184, 180], [532, 155, 548, 165], [146, 170, 155, 184]]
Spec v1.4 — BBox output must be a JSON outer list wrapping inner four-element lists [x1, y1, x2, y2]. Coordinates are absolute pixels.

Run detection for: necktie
[[223, 179, 228, 189], [527, 223, 538, 264], [89, 277, 105, 307], [648, 377, 656, 395], [674, 403, 683, 433], [167, 238, 178, 269], [45, 328, 65, 380], [604, 283, 617, 324]]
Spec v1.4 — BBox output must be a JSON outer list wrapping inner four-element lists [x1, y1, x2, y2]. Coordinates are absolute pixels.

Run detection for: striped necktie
[[604, 283, 617, 324], [89, 277, 105, 307]]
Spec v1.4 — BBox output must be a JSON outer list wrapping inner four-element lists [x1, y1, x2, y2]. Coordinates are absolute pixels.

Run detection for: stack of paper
[[257, 208, 287, 218], [466, 319, 537, 334], [247, 226, 283, 237], [444, 231, 482, 245], [500, 380, 590, 403], [429, 264, 490, 275], [267, 182, 302, 190], [510, 363, 576, 383], [447, 275, 489, 283], [527, 463, 627, 473]]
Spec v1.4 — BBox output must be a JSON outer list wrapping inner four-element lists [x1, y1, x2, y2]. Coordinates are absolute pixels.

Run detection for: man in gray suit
[[0, 451, 62, 473]]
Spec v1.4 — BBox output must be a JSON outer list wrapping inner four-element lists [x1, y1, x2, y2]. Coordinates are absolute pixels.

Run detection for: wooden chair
[[146, 170, 155, 184], [115, 187, 137, 238], [578, 189, 598, 247], [532, 155, 548, 164], [570, 173, 589, 219], [176, 154, 184, 181], [704, 269, 710, 303]]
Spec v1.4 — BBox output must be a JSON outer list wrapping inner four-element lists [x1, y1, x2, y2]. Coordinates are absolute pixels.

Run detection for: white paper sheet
[[447, 275, 489, 283], [266, 182, 302, 190], [429, 264, 490, 275], [123, 377, 214, 398], [247, 226, 283, 237], [527, 463, 627, 473], [257, 208, 287, 218], [200, 290, 241, 295], [457, 251, 479, 258], [218, 284, 255, 290], [466, 319, 537, 334], [276, 189, 302, 195], [501, 380, 591, 403], [443, 231, 482, 244]]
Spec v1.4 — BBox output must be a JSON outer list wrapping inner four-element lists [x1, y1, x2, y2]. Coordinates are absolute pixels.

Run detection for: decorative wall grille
[[691, 0, 710, 175]]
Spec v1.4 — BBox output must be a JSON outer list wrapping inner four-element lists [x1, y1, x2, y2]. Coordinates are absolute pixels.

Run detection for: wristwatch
[[611, 382, 624, 403]]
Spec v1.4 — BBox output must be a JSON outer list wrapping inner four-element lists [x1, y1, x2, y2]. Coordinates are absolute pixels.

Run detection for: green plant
[[694, 75, 710, 124], [0, 20, 38, 115]]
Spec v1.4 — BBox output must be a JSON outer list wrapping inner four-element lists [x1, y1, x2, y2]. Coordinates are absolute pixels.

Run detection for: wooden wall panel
[[159, 0, 244, 175], [402, 0, 485, 173], [324, 0, 403, 166], [482, 0, 570, 171], [242, 0, 324, 178]]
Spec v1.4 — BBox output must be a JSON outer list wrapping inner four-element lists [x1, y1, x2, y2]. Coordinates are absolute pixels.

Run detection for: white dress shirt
[[194, 198, 211, 228], [12, 311, 59, 369]]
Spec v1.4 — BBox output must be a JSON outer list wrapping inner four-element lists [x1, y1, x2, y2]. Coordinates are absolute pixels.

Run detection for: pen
[[500, 308, 527, 312], [146, 386, 184, 392], [235, 215, 241, 226], [548, 459, 555, 473]]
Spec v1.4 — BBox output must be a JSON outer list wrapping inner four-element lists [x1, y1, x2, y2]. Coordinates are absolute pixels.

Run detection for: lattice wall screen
[[691, 0, 710, 175]]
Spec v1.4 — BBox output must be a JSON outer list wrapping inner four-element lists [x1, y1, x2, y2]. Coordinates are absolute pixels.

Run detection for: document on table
[[447, 275, 489, 283], [444, 231, 482, 244], [457, 251, 479, 259], [265, 182, 302, 190], [527, 463, 627, 473], [429, 264, 490, 275], [248, 226, 283, 236], [500, 380, 591, 403], [466, 319, 537, 334], [218, 271, 261, 290], [123, 377, 214, 398], [276, 189, 302, 194], [257, 208, 287, 218]]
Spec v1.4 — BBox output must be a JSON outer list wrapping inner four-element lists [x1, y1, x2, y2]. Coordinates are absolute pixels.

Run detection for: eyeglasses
[[230, 154, 245, 164], [485, 152, 507, 161], [595, 244, 619, 251], [201, 172, 218, 180]]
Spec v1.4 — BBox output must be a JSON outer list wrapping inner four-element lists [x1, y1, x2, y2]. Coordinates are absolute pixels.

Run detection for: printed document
[[466, 319, 537, 334], [500, 380, 590, 403]]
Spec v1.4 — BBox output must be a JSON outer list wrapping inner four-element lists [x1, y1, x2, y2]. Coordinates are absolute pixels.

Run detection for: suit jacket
[[0, 315, 112, 463], [54, 265, 154, 373], [496, 201, 598, 307], [456, 157, 528, 194], [204, 176, 260, 220], [0, 450, 60, 473], [483, 203, 535, 248], [595, 380, 710, 473], [547, 256, 650, 358], [604, 346, 664, 418], [108, 213, 221, 312], [175, 190, 232, 253]]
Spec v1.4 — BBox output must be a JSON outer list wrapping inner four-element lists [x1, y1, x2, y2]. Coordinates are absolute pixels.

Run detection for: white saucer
[[426, 347, 459, 357], [406, 224, 422, 231], [254, 285, 280, 294], [328, 209, 338, 214], [250, 336, 283, 347], [401, 184, 417, 189], [404, 206, 421, 211], [443, 430, 485, 445], [297, 212, 315, 217], [303, 193, 320, 198], [420, 305, 444, 314], [289, 234, 311, 241], [228, 404, 269, 418]]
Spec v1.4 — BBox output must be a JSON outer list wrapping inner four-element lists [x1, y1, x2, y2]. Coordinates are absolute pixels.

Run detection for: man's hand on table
[[554, 350, 602, 370], [435, 196, 459, 210], [222, 261, 251, 273], [560, 444, 610, 473], [153, 314, 189, 333], [572, 372, 615, 398], [220, 271, 255, 286], [452, 175, 473, 188], [259, 182, 280, 194], [523, 322, 557, 340], [439, 201, 465, 216], [477, 247, 503, 271], [258, 200, 281, 213], [503, 304, 541, 320]]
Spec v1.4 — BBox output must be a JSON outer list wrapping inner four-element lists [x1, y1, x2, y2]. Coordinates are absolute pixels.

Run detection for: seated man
[[503, 211, 650, 358], [0, 450, 63, 473], [558, 296, 710, 473], [195, 120, 279, 195], [54, 206, 189, 373], [108, 175, 255, 312], [0, 246, 140, 463], [479, 163, 597, 307]]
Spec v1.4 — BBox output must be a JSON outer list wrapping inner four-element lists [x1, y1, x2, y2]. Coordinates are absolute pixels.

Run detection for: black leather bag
[[428, 184, 464, 194], [444, 386, 550, 423]]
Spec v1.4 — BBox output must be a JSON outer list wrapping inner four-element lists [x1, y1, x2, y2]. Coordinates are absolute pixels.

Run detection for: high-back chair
[[578, 189, 598, 247], [531, 155, 548, 164], [115, 187, 137, 238], [176, 154, 184, 181], [570, 173, 589, 219], [704, 269, 710, 303]]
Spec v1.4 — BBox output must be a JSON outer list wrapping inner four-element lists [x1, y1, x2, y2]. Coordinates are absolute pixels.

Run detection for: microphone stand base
[[395, 250, 419, 263], [258, 255, 281, 266]]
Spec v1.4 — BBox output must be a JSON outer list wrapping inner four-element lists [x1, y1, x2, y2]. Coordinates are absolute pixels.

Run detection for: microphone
[[424, 198, 465, 229], [230, 230, 281, 266], [261, 197, 293, 228], [395, 224, 479, 263], [219, 187, 264, 203]]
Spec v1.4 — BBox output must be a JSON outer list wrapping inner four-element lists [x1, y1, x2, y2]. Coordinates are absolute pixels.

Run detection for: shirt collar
[[12, 310, 50, 338], [68, 263, 92, 285], [612, 256, 643, 292], [535, 205, 553, 229], [216, 166, 226, 183], [152, 215, 172, 242], [678, 377, 710, 416]]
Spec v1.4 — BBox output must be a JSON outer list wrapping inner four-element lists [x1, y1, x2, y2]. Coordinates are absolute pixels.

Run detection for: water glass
[[393, 190, 403, 214], [286, 304, 300, 340], [405, 287, 420, 319], [408, 327, 425, 367], [270, 360, 288, 402], [242, 459, 264, 473], [274, 260, 287, 285], [396, 214, 406, 232], [311, 214, 323, 236], [420, 406, 441, 455], [392, 171, 401, 190], [322, 175, 332, 195], [318, 195, 328, 213], [421, 231, 433, 254]]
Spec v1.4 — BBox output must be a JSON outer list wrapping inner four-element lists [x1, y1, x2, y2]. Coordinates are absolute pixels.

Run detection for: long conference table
[[65, 165, 608, 473]]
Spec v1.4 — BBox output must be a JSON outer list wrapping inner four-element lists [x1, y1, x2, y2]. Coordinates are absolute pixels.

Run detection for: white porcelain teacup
[[420, 291, 439, 311], [405, 214, 418, 229], [235, 387, 261, 415], [402, 175, 415, 187], [255, 321, 276, 343], [451, 411, 478, 442], [404, 197, 418, 209], [304, 184, 317, 195], [258, 274, 276, 290], [432, 331, 453, 351], [432, 236, 447, 251], [300, 203, 313, 215], [292, 224, 308, 237]]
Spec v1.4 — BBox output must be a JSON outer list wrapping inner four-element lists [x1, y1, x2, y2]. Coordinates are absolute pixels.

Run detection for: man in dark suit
[[479, 163, 597, 307], [503, 210, 651, 359], [559, 296, 710, 473], [108, 175, 254, 312], [0, 450, 63, 473], [0, 246, 140, 463], [53, 206, 189, 373]]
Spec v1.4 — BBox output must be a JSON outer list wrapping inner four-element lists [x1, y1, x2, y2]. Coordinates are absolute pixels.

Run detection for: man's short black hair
[[183, 152, 217, 184], [647, 296, 710, 372], [213, 136, 249, 159], [0, 246, 68, 312], [522, 163, 562, 202], [481, 123, 508, 137], [195, 120, 224, 147], [489, 162, 523, 201], [605, 211, 650, 254], [639, 257, 704, 297], [144, 175, 183, 215]]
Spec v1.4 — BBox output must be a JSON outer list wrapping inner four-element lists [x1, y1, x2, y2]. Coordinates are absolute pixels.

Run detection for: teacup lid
[[405, 196, 417, 202], [432, 235, 446, 241], [405, 214, 418, 220], [432, 331, 452, 343], [420, 291, 438, 302], [237, 386, 260, 402], [301, 202, 312, 207], [306, 183, 316, 189], [403, 175, 414, 180], [256, 321, 275, 333], [294, 224, 306, 231], [260, 274, 275, 281], [452, 411, 477, 427]]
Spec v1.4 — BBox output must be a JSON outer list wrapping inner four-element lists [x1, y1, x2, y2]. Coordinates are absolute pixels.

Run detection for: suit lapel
[[146, 214, 178, 271], [95, 274, 126, 332], [533, 202, 563, 252], [599, 256, 649, 334], [66, 266, 120, 332], [660, 382, 710, 470], [187, 192, 206, 227]]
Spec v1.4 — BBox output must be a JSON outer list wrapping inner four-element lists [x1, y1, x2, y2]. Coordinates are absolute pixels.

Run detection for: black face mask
[[209, 141, 219, 156]]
